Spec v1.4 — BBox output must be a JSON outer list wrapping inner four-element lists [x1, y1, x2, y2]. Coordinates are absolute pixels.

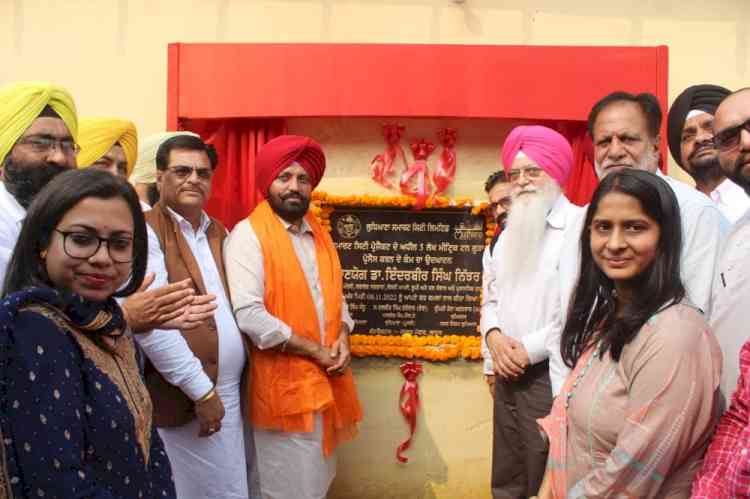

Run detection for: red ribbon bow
[[400, 139, 435, 209], [396, 361, 423, 463]]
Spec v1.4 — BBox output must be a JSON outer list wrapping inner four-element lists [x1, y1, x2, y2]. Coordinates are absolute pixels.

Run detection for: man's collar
[[546, 194, 569, 230], [0, 182, 26, 224], [166, 206, 211, 233], [277, 214, 312, 234]]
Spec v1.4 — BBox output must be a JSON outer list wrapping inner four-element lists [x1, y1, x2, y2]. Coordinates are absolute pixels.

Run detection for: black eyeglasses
[[55, 230, 134, 263], [167, 165, 213, 180], [714, 118, 750, 151], [17, 135, 80, 156]]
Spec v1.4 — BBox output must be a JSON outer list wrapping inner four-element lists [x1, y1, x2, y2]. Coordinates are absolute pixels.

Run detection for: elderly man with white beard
[[484, 125, 584, 499]]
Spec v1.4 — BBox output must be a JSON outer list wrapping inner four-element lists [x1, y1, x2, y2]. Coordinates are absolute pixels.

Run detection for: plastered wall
[[3, 2, 748, 497]]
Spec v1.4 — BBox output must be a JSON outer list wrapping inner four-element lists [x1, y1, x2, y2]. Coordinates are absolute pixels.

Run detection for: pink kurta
[[540, 303, 722, 498]]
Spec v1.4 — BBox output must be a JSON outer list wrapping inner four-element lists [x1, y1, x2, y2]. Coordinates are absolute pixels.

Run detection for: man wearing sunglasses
[[0, 82, 78, 288], [694, 87, 750, 497], [705, 88, 750, 403], [136, 134, 255, 499], [667, 84, 750, 224]]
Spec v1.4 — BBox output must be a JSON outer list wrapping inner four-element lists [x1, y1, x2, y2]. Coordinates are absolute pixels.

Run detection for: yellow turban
[[76, 117, 138, 176], [129, 131, 199, 184], [0, 81, 78, 165]]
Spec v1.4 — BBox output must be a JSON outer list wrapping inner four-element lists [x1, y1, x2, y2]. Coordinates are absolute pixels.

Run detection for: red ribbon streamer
[[400, 139, 435, 209], [433, 128, 457, 195], [396, 361, 423, 463], [371, 124, 407, 189]]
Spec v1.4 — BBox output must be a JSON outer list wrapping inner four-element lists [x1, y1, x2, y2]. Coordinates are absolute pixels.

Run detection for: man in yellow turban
[[130, 131, 199, 211], [0, 81, 78, 285], [76, 117, 138, 179]]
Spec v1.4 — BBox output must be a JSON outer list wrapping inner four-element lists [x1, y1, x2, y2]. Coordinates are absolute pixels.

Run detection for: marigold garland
[[314, 191, 487, 362], [350, 334, 482, 361]]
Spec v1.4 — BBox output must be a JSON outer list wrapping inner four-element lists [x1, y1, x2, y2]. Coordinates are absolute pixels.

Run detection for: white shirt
[[710, 178, 750, 225], [480, 243, 498, 375], [135, 208, 246, 402], [658, 170, 730, 314], [710, 209, 750, 399], [224, 217, 354, 350], [486, 195, 584, 395], [0, 182, 26, 287]]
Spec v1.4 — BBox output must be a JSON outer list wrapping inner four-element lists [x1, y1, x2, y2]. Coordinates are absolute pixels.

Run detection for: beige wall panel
[[531, 12, 632, 46], [329, 3, 433, 43], [328, 359, 493, 499], [437, 6, 525, 45], [223, 1, 325, 42]]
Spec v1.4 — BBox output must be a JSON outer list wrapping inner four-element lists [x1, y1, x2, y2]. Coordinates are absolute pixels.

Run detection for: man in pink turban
[[225, 135, 361, 499], [483, 125, 584, 499]]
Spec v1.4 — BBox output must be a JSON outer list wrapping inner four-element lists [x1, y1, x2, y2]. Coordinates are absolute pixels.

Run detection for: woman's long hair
[[3, 169, 148, 298], [560, 169, 684, 367]]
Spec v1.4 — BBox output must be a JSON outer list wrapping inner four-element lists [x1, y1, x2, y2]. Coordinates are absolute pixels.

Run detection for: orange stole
[[248, 200, 362, 456]]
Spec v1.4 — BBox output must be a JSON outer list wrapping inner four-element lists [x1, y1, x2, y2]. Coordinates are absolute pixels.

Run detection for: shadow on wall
[[329, 357, 492, 499]]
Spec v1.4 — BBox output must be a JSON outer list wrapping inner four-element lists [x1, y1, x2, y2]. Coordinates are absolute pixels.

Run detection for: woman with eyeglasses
[[0, 169, 176, 498], [534, 169, 721, 499]]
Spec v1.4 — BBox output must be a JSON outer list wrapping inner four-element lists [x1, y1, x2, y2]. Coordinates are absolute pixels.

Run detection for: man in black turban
[[668, 84, 750, 222]]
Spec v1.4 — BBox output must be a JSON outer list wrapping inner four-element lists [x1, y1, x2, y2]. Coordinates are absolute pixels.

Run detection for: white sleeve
[[224, 220, 292, 350], [134, 225, 213, 401], [480, 246, 497, 375], [681, 205, 729, 315], [341, 298, 355, 334]]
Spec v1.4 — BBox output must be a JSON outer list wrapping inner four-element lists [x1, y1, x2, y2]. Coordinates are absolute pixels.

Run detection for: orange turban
[[255, 135, 325, 195]]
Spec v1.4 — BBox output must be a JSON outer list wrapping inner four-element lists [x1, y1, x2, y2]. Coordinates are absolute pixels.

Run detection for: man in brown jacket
[[135, 134, 255, 499]]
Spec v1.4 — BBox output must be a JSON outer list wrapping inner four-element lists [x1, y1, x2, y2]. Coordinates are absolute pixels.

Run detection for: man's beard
[[687, 147, 724, 185], [726, 151, 750, 195], [2, 157, 69, 209], [497, 180, 561, 288], [268, 192, 311, 223]]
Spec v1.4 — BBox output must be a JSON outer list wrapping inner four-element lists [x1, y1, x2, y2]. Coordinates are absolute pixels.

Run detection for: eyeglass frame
[[54, 229, 134, 264], [16, 134, 80, 156], [507, 166, 544, 183], [165, 164, 214, 180], [714, 118, 750, 152], [485, 196, 512, 215]]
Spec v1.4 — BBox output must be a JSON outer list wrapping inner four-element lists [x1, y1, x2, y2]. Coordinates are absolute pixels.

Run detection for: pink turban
[[501, 125, 574, 187], [255, 135, 326, 195]]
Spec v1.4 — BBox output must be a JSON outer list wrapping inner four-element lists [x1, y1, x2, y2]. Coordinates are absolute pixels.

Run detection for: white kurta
[[710, 209, 750, 400], [658, 170, 729, 314], [480, 244, 498, 375], [485, 194, 585, 396], [710, 177, 750, 225], [135, 208, 249, 499], [0, 182, 26, 287], [224, 216, 354, 499]]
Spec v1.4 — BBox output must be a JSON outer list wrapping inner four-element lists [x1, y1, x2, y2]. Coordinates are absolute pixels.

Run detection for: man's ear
[[156, 169, 164, 189], [652, 135, 661, 156]]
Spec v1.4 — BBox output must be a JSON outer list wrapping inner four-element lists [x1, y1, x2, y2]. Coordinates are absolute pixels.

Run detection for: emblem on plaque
[[336, 214, 362, 239]]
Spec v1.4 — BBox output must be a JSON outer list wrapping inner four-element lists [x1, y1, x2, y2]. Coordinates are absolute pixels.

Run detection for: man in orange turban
[[225, 135, 362, 499]]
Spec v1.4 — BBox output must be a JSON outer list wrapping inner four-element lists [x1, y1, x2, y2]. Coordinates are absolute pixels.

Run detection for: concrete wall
[[3, 2, 749, 496]]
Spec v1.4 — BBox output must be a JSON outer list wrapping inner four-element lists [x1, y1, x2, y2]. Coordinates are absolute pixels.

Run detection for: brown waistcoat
[[143, 202, 244, 428]]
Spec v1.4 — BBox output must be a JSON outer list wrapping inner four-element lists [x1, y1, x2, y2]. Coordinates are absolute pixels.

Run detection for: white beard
[[496, 180, 561, 289]]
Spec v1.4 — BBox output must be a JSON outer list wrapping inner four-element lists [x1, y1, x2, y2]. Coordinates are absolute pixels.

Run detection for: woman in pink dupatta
[[535, 169, 721, 499]]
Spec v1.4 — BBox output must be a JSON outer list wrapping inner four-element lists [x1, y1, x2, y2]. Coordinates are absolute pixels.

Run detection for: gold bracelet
[[196, 387, 216, 404]]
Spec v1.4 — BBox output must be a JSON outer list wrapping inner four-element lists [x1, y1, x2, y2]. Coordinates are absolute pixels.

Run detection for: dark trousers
[[491, 360, 552, 499]]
